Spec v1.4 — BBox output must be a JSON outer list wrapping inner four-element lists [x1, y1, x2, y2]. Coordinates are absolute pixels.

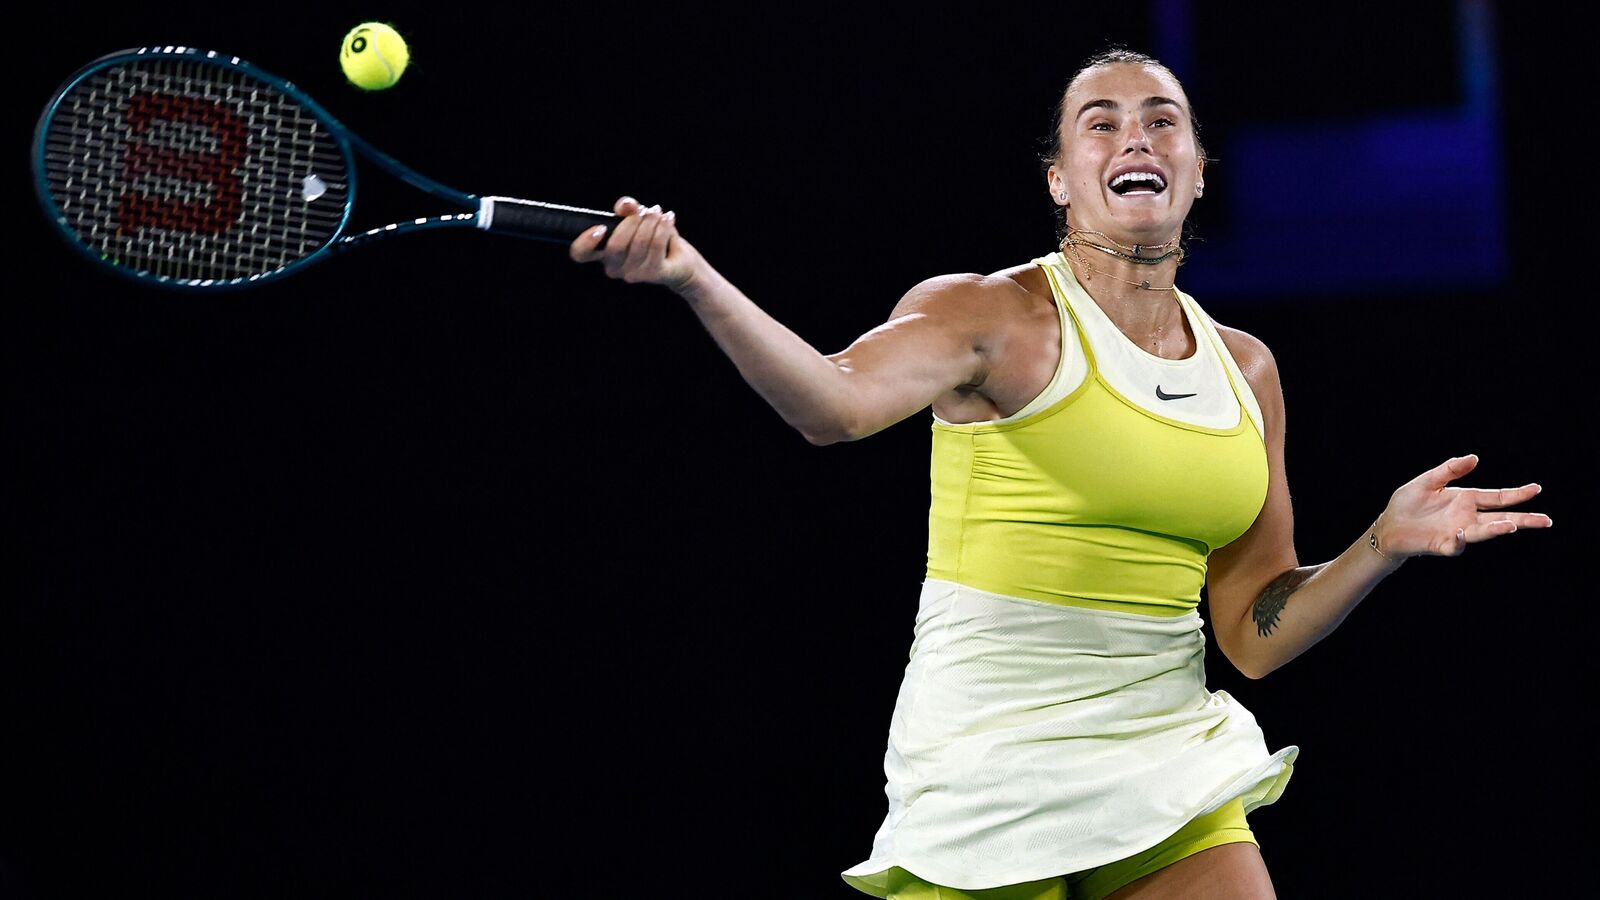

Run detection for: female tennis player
[[568, 48, 1550, 900]]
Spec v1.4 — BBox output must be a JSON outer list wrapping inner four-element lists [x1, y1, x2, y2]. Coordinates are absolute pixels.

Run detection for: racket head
[[33, 46, 361, 291]]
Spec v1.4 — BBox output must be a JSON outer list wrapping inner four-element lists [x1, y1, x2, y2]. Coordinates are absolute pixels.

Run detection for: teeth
[[1110, 171, 1167, 190]]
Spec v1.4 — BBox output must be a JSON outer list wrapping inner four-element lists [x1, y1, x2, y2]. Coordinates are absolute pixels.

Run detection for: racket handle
[[478, 196, 619, 246]]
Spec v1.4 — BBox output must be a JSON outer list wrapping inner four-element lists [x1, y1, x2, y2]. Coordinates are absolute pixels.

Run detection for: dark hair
[[1038, 46, 1213, 244]]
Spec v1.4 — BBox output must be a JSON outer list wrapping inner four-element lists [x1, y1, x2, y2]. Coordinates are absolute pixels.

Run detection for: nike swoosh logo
[[1156, 386, 1197, 400]]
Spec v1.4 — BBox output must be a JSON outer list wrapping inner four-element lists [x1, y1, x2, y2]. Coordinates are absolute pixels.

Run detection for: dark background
[[6, 2, 1575, 897]]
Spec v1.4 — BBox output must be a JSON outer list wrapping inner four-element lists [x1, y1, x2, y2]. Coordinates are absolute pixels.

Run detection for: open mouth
[[1108, 171, 1167, 197]]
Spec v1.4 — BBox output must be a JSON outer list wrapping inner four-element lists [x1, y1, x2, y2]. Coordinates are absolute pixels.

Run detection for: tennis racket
[[32, 45, 619, 291]]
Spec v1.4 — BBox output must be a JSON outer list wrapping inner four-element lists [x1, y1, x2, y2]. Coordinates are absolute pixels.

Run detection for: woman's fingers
[[569, 221, 611, 262], [636, 208, 675, 277], [1382, 457, 1555, 559], [1474, 510, 1553, 532], [619, 205, 663, 281], [570, 195, 644, 263], [1415, 454, 1479, 491], [570, 197, 692, 290], [603, 203, 652, 277], [1441, 507, 1554, 556], [614, 195, 644, 217], [1464, 483, 1543, 509], [1463, 482, 1554, 538], [608, 195, 649, 266], [1472, 509, 1548, 528]]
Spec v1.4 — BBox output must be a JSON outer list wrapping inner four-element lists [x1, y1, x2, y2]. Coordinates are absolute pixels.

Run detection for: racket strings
[[40, 56, 349, 285]]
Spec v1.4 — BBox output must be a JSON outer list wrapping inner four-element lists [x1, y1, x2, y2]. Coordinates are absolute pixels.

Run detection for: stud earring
[[1058, 191, 1068, 202], [1194, 184, 1204, 197]]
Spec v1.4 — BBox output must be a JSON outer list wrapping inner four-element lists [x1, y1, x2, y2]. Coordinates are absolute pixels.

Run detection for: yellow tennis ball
[[340, 22, 409, 90]]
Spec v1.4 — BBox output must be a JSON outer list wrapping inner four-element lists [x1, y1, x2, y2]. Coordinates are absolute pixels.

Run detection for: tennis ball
[[340, 22, 409, 90]]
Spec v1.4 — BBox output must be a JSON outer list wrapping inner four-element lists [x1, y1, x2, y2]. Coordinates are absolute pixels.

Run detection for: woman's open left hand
[[1375, 454, 1552, 560]]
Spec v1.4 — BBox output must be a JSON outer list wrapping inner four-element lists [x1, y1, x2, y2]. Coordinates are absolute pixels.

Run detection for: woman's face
[[1049, 63, 1204, 245]]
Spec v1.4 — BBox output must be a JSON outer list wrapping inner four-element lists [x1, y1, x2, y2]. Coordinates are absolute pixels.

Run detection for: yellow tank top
[[925, 252, 1269, 617]]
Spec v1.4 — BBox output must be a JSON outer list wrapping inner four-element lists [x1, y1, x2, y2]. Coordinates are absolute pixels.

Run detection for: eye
[[1151, 117, 1175, 127], [1089, 122, 1113, 131]]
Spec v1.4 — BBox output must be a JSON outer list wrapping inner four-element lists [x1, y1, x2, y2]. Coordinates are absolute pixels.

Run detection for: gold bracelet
[[1368, 526, 1401, 564]]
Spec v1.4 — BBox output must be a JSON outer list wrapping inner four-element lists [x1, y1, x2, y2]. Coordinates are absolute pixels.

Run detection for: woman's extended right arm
[[570, 196, 1003, 445]]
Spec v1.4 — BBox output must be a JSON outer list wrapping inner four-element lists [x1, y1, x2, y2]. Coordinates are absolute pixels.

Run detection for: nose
[[1122, 122, 1153, 152]]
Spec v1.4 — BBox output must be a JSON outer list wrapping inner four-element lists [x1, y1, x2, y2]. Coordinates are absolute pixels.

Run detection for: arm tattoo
[[1252, 565, 1324, 637]]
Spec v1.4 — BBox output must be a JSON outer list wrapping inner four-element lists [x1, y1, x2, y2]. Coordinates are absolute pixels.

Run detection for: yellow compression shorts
[[882, 796, 1257, 900]]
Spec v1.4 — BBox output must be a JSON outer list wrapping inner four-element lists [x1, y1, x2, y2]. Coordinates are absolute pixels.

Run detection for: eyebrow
[[1075, 96, 1184, 120]]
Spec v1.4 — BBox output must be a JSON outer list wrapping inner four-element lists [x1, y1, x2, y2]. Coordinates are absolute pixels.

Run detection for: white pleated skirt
[[841, 578, 1298, 897]]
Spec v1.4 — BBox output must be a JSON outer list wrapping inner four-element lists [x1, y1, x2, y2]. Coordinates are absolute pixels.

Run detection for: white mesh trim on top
[[1052, 254, 1246, 432]]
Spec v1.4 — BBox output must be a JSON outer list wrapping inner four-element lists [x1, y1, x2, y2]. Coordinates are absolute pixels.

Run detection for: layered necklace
[[1059, 226, 1184, 292]]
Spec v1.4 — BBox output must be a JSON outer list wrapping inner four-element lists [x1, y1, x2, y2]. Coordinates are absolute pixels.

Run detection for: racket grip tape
[[478, 196, 619, 246]]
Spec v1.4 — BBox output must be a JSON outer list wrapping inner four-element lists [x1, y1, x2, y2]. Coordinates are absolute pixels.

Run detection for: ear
[[1046, 164, 1068, 206], [1196, 157, 1205, 187]]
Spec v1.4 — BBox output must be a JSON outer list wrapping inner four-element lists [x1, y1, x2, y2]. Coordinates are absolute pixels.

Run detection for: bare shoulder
[[893, 270, 1039, 351], [987, 260, 1052, 297], [903, 268, 1037, 307], [1212, 320, 1277, 385]]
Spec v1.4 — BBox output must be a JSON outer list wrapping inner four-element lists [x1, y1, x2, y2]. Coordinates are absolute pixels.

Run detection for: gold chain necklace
[[1059, 227, 1184, 291], [1062, 227, 1183, 265], [1061, 242, 1179, 291]]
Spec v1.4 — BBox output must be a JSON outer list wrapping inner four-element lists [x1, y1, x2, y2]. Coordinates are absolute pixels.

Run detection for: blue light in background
[[1152, 0, 1505, 299]]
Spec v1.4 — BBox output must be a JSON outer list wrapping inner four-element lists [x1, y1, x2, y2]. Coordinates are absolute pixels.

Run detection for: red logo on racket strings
[[116, 92, 248, 235]]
